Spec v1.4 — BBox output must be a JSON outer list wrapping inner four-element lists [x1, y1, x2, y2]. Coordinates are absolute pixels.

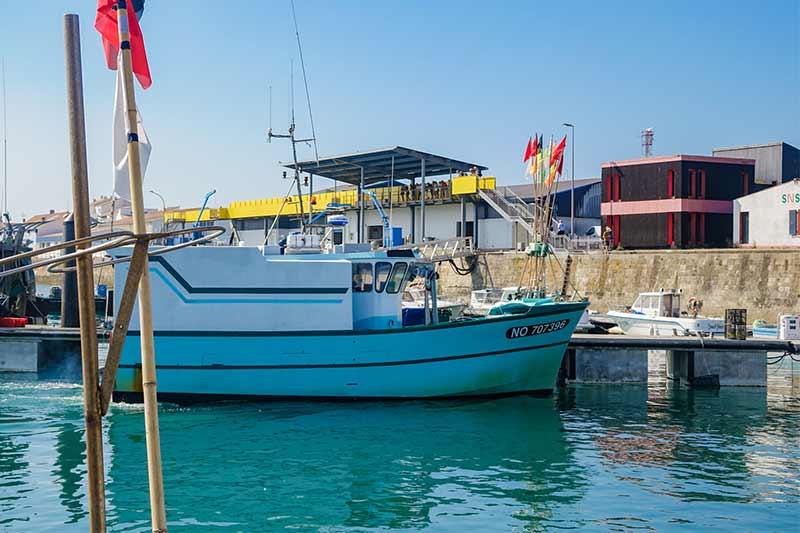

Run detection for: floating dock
[[0, 326, 108, 376], [565, 334, 798, 387]]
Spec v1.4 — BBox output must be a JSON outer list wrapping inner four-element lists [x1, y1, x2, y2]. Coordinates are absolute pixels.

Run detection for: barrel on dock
[[725, 309, 747, 340]]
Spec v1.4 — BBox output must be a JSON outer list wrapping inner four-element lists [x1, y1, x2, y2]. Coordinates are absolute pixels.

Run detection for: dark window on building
[[352, 263, 373, 292], [699, 170, 707, 198], [456, 221, 474, 238], [689, 169, 697, 198], [233, 217, 266, 231], [667, 170, 674, 197], [367, 225, 383, 241], [742, 172, 750, 195], [740, 212, 749, 243], [791, 210, 799, 236], [374, 262, 392, 293], [612, 173, 621, 201]]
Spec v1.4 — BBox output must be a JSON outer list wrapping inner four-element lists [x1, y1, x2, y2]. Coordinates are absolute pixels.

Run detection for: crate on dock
[[725, 309, 747, 340]]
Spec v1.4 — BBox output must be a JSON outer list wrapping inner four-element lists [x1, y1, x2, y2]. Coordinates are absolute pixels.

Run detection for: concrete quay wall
[[437, 249, 800, 323]]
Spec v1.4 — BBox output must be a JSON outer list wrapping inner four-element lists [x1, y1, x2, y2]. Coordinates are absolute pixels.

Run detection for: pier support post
[[570, 347, 648, 383], [60, 214, 79, 328], [63, 14, 105, 532], [665, 350, 766, 387]]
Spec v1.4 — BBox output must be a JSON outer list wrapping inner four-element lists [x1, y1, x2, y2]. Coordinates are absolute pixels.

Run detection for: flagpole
[[114, 2, 167, 532]]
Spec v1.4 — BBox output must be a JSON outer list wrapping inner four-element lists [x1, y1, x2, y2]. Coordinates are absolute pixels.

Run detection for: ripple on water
[[0, 376, 798, 531]]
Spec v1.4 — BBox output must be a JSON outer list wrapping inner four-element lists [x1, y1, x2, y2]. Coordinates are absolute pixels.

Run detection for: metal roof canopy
[[283, 146, 487, 186]]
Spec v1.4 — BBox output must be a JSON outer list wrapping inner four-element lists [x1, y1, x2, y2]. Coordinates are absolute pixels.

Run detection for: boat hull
[[607, 311, 724, 336], [113, 301, 587, 403]]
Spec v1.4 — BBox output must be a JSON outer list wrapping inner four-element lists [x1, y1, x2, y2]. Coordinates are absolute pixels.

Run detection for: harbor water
[[1, 364, 798, 531]]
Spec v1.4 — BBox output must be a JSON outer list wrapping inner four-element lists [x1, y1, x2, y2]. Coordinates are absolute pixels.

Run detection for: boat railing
[[396, 236, 475, 262]]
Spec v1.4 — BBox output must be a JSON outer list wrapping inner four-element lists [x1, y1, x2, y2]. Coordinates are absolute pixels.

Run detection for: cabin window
[[352, 263, 374, 292], [385, 262, 408, 294], [374, 262, 392, 293], [367, 225, 383, 242]]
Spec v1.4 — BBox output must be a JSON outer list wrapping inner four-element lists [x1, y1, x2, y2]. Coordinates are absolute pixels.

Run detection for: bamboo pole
[[63, 14, 106, 533], [114, 2, 168, 531], [100, 240, 147, 414]]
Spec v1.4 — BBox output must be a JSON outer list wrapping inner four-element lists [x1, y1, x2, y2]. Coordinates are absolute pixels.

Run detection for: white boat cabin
[[112, 245, 430, 333], [629, 290, 682, 318]]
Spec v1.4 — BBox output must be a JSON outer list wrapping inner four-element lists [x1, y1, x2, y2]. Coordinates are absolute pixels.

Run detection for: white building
[[733, 179, 800, 247]]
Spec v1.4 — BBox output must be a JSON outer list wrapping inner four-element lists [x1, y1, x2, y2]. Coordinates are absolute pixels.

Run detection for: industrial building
[[601, 155, 761, 249], [166, 147, 601, 250], [733, 179, 800, 247], [713, 141, 800, 185]]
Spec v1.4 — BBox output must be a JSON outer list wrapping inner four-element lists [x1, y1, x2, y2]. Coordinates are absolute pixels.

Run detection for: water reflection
[[1, 374, 798, 531]]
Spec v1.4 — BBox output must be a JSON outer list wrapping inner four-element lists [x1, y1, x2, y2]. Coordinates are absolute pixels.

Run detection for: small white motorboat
[[467, 287, 520, 316], [607, 290, 724, 337]]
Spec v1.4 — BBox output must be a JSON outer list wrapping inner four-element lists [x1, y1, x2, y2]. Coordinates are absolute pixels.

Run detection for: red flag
[[523, 137, 534, 162], [95, 0, 152, 89], [549, 135, 567, 168]]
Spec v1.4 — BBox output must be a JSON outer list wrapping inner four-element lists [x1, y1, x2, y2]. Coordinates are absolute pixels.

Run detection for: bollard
[[60, 214, 79, 328]]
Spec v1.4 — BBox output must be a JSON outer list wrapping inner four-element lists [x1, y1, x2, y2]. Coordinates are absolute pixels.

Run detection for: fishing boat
[[110, 242, 587, 402], [607, 290, 724, 337]]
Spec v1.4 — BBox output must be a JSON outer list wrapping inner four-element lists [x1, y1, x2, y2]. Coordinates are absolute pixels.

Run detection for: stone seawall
[[438, 249, 800, 322]]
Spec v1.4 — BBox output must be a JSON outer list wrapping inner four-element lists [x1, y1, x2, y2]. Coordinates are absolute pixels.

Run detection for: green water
[[1, 374, 798, 532]]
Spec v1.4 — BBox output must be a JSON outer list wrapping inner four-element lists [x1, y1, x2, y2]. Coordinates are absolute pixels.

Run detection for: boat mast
[[2, 57, 7, 218], [268, 60, 315, 232]]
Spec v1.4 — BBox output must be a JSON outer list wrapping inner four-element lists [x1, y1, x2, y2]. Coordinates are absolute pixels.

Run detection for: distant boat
[[110, 243, 587, 403], [607, 290, 724, 337]]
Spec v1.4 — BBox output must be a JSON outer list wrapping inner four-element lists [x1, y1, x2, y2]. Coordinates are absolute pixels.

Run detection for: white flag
[[113, 69, 151, 201]]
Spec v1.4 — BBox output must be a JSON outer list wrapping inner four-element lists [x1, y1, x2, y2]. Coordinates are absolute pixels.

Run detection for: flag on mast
[[95, 0, 152, 89], [112, 66, 151, 202], [547, 135, 567, 186], [527, 135, 539, 175]]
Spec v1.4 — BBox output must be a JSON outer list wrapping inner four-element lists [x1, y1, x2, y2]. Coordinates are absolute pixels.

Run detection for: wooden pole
[[114, 2, 168, 531], [63, 14, 106, 533]]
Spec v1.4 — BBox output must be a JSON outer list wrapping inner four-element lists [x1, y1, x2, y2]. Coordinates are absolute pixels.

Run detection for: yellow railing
[[163, 176, 496, 222]]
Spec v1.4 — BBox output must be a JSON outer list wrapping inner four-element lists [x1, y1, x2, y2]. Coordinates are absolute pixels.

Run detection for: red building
[[601, 155, 759, 249]]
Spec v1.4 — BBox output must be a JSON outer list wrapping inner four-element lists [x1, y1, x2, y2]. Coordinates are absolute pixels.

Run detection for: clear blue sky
[[1, 0, 798, 219]]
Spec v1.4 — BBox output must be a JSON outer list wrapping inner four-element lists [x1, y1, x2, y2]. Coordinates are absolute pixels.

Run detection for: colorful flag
[[549, 135, 567, 168], [527, 135, 539, 175], [95, 0, 152, 89], [523, 137, 534, 162], [112, 64, 151, 201]]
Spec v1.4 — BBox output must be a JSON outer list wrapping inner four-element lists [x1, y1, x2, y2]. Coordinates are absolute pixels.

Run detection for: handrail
[[0, 226, 227, 279]]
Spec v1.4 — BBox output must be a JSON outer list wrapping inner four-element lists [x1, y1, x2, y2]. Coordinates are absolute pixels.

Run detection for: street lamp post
[[149, 189, 166, 213], [562, 123, 575, 238]]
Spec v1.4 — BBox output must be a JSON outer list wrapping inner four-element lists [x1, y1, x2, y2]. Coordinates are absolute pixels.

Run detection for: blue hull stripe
[[150, 269, 343, 305], [118, 339, 569, 370], [148, 255, 349, 295]]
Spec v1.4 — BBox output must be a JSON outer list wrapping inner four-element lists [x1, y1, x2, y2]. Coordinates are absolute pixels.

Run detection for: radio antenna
[[290, 0, 319, 163]]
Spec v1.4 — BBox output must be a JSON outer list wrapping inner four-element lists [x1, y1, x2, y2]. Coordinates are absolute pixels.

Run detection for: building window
[[456, 221, 474, 238], [667, 212, 674, 246], [612, 173, 621, 201], [699, 170, 707, 198], [689, 169, 697, 198], [367, 225, 383, 242], [667, 170, 673, 197], [791, 210, 799, 237], [739, 212, 749, 243]]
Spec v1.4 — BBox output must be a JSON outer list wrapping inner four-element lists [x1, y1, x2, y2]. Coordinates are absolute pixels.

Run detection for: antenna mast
[[641, 128, 654, 157], [267, 62, 314, 229]]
